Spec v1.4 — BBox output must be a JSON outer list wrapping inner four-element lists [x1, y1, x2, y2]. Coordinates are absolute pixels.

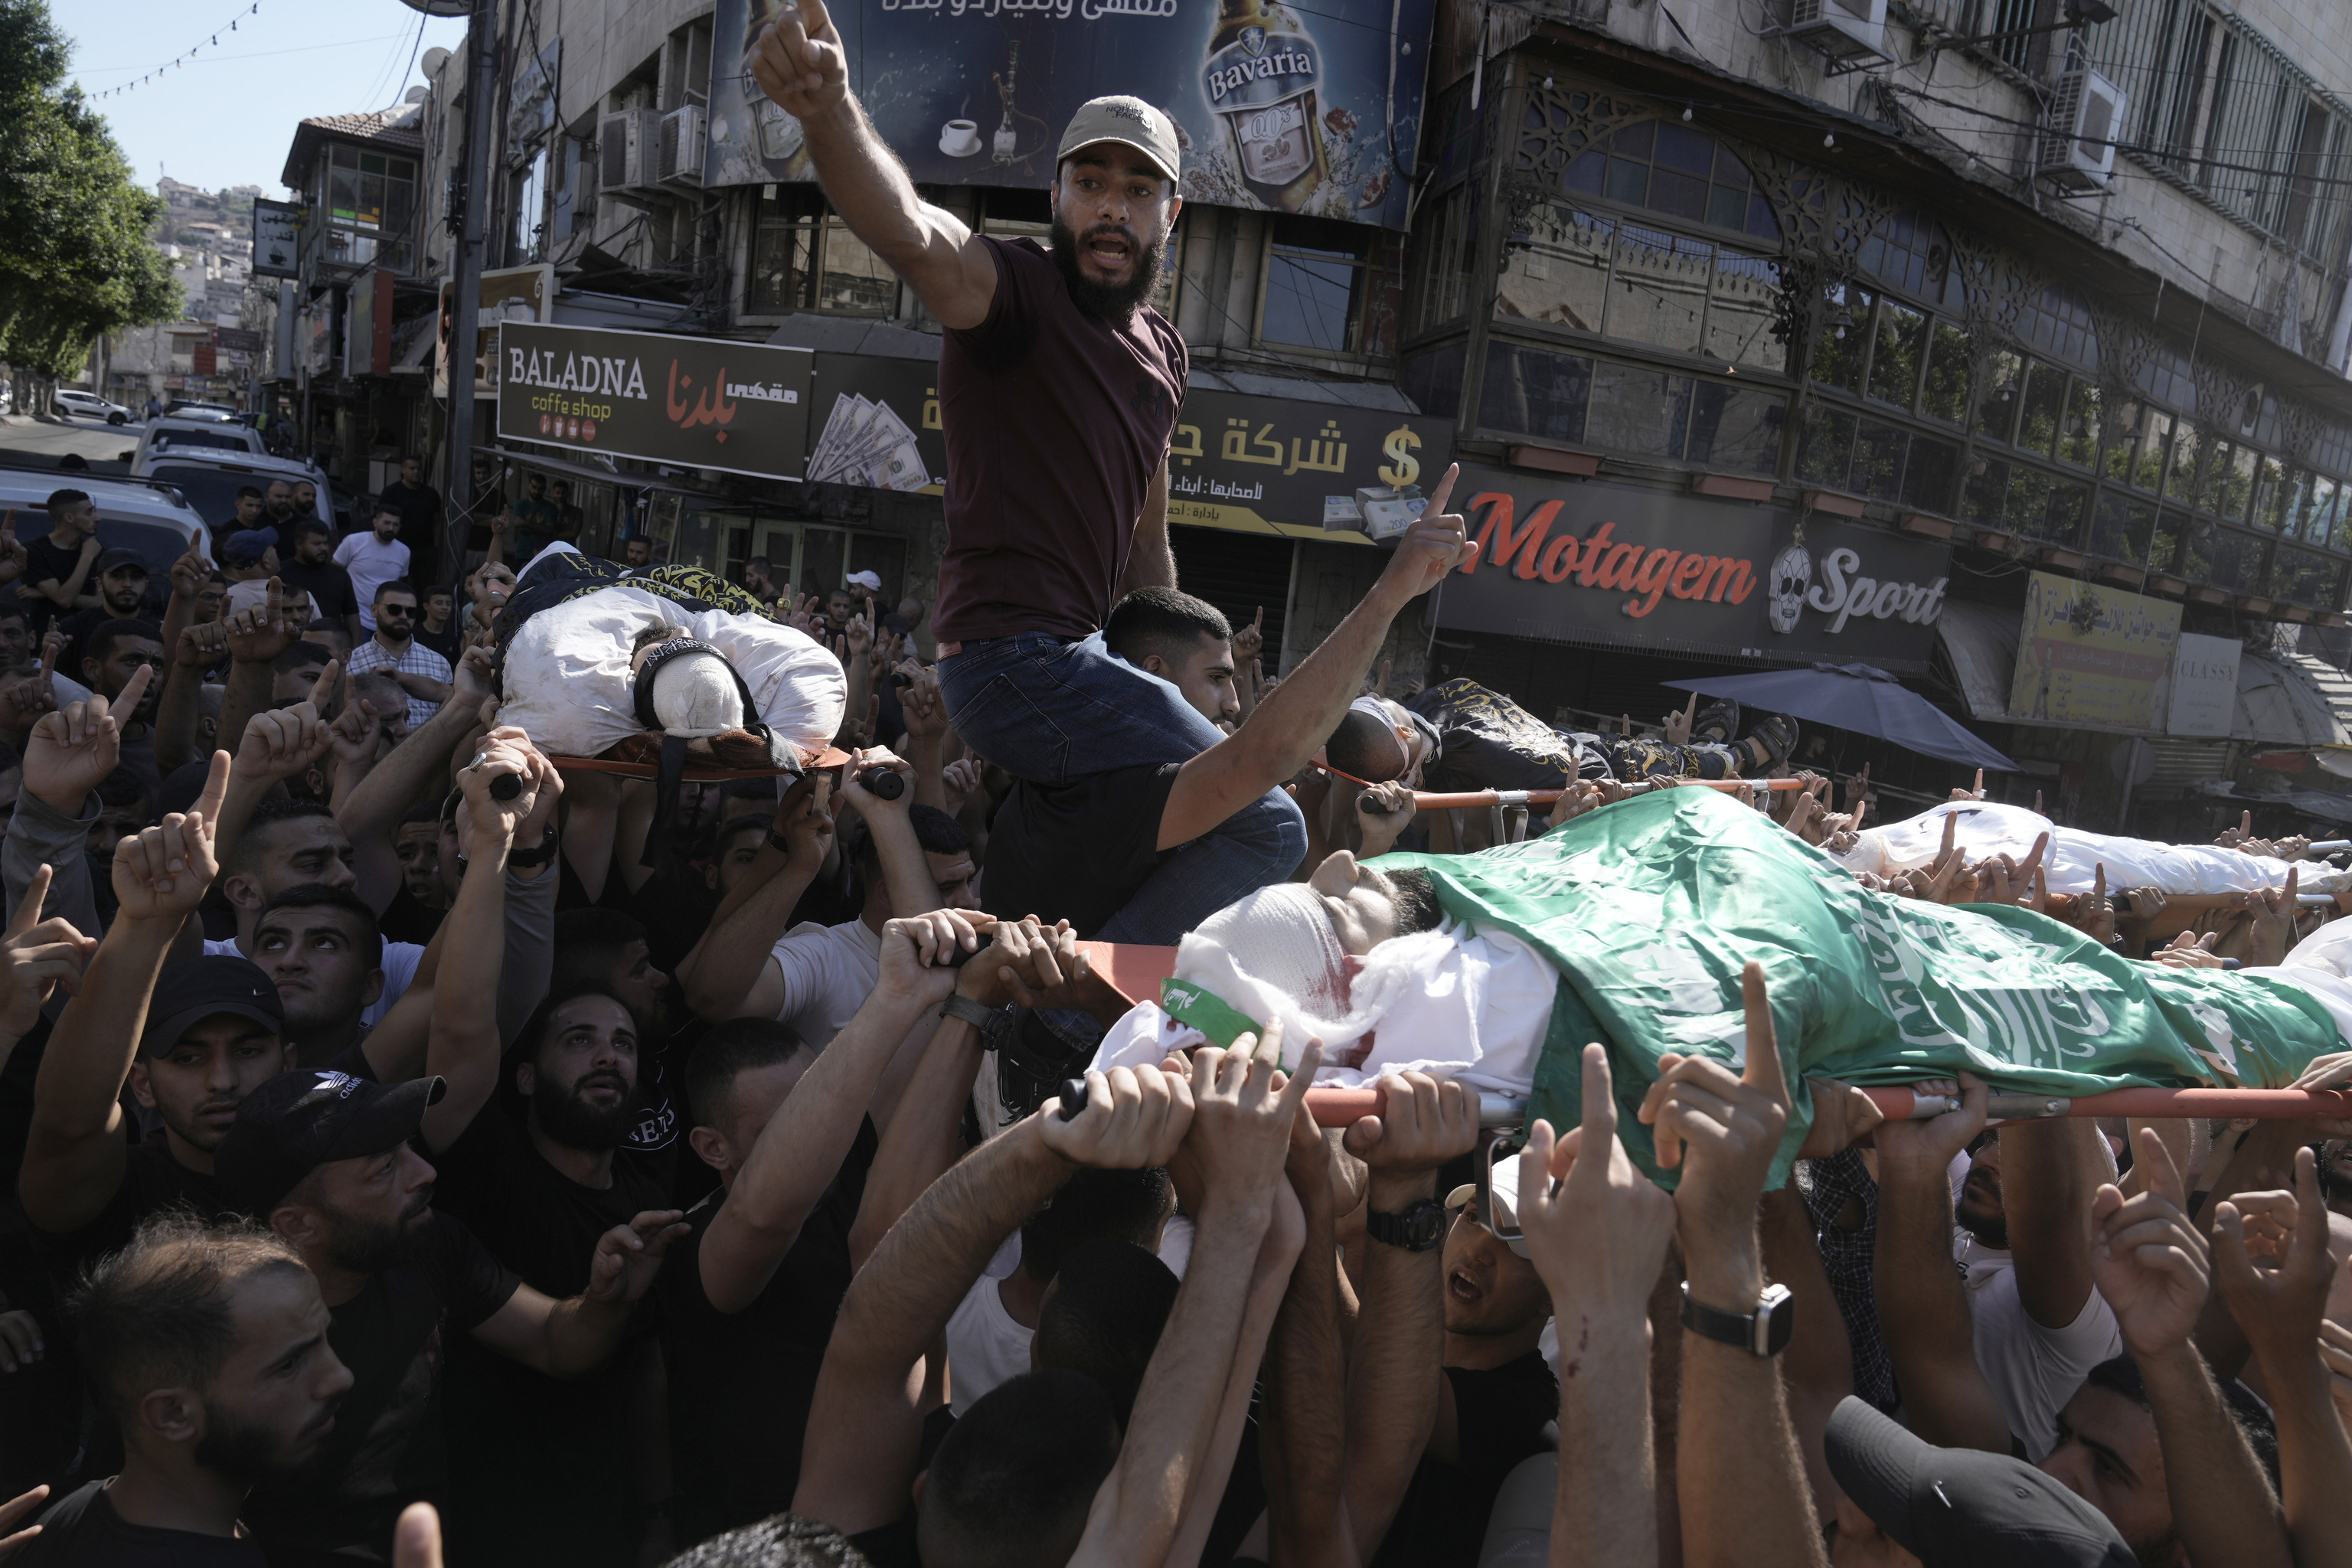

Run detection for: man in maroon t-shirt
[[750, 5, 1311, 942]]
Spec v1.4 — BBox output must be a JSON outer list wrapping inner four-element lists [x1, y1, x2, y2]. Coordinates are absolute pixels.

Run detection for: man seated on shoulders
[[981, 496, 1473, 940]]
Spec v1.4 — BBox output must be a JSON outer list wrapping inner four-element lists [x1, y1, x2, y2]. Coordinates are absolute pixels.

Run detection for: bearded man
[[751, 7, 1312, 943]]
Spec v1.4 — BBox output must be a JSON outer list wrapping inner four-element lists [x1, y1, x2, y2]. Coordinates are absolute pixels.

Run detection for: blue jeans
[[941, 632, 1306, 945]]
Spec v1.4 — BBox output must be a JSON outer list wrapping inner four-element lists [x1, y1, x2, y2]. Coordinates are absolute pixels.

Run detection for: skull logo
[[1767, 538, 1812, 635]]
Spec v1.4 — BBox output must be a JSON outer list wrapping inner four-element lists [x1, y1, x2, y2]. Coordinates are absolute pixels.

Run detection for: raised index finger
[[2133, 1124, 2187, 1209], [5, 864, 53, 939], [106, 663, 153, 723], [306, 658, 341, 714], [1423, 462, 1459, 518], [1740, 960, 1788, 1108]]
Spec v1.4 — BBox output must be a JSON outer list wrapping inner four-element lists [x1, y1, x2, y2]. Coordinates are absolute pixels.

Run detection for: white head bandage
[[649, 651, 746, 738]]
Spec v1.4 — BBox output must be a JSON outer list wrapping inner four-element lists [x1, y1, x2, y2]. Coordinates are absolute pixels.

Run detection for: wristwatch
[[506, 823, 560, 869], [1679, 1281, 1795, 1357], [1365, 1198, 1448, 1253], [940, 994, 995, 1028]]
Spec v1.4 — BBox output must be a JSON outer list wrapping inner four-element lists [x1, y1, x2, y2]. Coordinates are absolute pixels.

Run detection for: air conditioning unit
[[598, 110, 660, 192], [1787, 0, 1889, 64], [658, 105, 706, 185], [2043, 69, 2127, 190]]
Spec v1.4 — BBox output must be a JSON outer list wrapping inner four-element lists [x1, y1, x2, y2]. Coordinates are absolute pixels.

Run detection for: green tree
[[0, 0, 179, 380]]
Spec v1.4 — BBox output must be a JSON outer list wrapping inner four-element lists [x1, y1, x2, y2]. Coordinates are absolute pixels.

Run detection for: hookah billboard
[[704, 0, 1437, 230]]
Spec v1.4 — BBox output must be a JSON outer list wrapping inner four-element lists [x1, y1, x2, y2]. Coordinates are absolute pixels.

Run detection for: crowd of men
[[0, 6, 2348, 1566]]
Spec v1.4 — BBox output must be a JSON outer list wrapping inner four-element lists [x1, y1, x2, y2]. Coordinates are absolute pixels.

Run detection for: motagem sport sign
[[495, 320, 814, 482], [1432, 464, 1952, 671]]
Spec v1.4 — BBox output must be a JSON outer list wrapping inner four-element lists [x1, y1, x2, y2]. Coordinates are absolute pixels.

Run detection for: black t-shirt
[[22, 535, 93, 635], [411, 619, 461, 666], [56, 602, 153, 684], [1407, 678, 1586, 795], [242, 1212, 521, 1567], [431, 1105, 671, 1566], [374, 884, 444, 947], [658, 1117, 877, 1550], [1369, 1352, 1560, 1568], [15, 1480, 264, 1566], [32, 1136, 234, 1266], [376, 482, 442, 557], [277, 559, 359, 626], [982, 763, 1181, 937]]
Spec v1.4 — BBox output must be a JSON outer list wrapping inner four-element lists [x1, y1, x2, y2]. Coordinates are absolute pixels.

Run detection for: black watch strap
[[506, 824, 560, 868], [1679, 1282, 1795, 1357], [940, 994, 995, 1029], [1365, 1197, 1447, 1252]]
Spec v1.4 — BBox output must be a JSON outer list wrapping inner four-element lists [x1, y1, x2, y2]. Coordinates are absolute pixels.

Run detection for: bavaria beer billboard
[[704, 0, 1438, 230]]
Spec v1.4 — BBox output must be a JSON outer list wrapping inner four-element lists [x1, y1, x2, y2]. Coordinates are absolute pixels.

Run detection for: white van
[[130, 416, 267, 469], [130, 449, 331, 538], [0, 462, 215, 586]]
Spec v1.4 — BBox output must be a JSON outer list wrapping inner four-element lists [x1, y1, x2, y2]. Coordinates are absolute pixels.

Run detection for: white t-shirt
[[1962, 1240, 2122, 1459], [205, 934, 423, 1031], [944, 1276, 1037, 1416], [943, 1215, 1195, 1416], [767, 918, 881, 1050], [333, 534, 413, 632]]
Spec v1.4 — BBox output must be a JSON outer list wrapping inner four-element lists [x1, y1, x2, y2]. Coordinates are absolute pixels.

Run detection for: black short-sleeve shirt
[[15, 1480, 264, 1566], [31, 1138, 233, 1267], [21, 535, 91, 635], [1369, 1351, 1560, 1568], [980, 763, 1181, 937], [658, 1117, 877, 1550], [242, 1212, 521, 1566], [431, 1105, 673, 1564], [278, 559, 359, 626]]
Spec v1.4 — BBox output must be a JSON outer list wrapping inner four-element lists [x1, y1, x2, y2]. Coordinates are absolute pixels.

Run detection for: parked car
[[54, 389, 132, 425], [0, 461, 214, 594], [131, 448, 330, 537], [162, 400, 240, 421], [130, 415, 268, 469]]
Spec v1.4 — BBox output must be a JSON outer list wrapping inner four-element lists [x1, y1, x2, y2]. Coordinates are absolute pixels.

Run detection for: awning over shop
[[1936, 605, 2352, 746], [475, 444, 720, 498]]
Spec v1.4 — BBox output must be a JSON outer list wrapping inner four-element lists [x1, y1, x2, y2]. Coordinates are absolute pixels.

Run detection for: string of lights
[[87, 3, 263, 101]]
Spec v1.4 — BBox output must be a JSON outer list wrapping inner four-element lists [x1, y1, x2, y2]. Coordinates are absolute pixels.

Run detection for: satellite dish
[[397, 0, 472, 15], [403, 86, 430, 104], [421, 47, 452, 76], [2108, 737, 2156, 786]]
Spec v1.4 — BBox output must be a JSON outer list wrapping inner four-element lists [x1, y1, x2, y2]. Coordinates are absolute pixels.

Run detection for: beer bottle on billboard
[[1201, 0, 1328, 212]]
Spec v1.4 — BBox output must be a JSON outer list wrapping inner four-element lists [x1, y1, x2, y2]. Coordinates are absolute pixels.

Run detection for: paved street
[[0, 413, 145, 475]]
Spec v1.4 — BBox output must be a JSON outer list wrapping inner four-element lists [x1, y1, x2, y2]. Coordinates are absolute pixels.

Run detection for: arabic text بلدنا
[[878, 0, 1178, 18]]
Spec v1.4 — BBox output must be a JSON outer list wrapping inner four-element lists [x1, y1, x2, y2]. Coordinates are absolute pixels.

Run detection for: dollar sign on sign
[[1379, 425, 1421, 488]]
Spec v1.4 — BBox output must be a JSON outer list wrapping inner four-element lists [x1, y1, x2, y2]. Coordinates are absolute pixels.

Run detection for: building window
[[1501, 207, 1785, 372], [745, 194, 894, 318], [1400, 341, 1466, 419], [1557, 120, 1782, 245], [1407, 186, 1476, 335], [1481, 341, 1783, 475], [513, 150, 547, 262], [1259, 217, 1374, 355], [322, 145, 416, 273]]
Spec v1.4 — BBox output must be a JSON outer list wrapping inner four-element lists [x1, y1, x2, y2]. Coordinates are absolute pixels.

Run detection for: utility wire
[[87, 2, 264, 100]]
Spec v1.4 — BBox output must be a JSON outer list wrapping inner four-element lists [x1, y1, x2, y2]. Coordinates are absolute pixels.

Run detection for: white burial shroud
[[1832, 800, 2345, 898]]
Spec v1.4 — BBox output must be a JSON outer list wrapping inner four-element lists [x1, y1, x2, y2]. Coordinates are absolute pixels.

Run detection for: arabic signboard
[[2007, 570, 2183, 730], [2167, 632, 2241, 738], [1169, 388, 1452, 536], [495, 320, 815, 482], [438, 264, 554, 400], [216, 327, 263, 355], [251, 198, 300, 280], [704, 0, 1436, 230], [1432, 466, 1953, 670]]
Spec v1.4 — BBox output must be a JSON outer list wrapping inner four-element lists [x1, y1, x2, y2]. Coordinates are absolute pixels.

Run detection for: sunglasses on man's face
[[378, 603, 415, 619]]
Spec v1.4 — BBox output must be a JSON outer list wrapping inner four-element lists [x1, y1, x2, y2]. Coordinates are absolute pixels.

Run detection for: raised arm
[[154, 619, 226, 778], [2, 675, 152, 933], [748, 0, 998, 328], [2091, 1128, 2292, 1568], [336, 647, 490, 913], [1336, 1071, 1479, 1555], [1870, 1074, 2014, 1452], [1642, 963, 1828, 1568], [1069, 1031, 1314, 1568], [697, 910, 966, 1312], [2213, 1147, 2352, 1568], [675, 775, 831, 1023], [794, 1063, 1196, 1536], [19, 753, 229, 1236], [214, 580, 305, 761], [1519, 1044, 1678, 1568], [1158, 472, 1473, 851], [2001, 1114, 2113, 1331], [1261, 1108, 1358, 1568]]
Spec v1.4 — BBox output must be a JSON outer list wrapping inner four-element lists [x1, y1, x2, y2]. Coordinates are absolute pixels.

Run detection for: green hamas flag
[[1380, 788, 2344, 1187]]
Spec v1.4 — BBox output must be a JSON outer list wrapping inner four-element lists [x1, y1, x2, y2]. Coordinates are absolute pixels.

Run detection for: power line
[[84, 3, 264, 100], [77, 34, 409, 74]]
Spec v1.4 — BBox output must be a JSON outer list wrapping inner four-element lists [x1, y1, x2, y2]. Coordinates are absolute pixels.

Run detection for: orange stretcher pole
[[1314, 764, 1811, 812]]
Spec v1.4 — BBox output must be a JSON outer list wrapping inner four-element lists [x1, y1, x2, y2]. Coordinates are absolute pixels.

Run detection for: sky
[[60, 0, 473, 198]]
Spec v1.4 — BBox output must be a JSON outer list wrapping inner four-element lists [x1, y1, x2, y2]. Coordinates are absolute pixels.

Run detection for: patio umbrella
[[1661, 663, 2017, 772]]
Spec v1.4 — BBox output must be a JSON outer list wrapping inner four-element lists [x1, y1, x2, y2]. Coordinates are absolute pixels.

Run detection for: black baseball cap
[[93, 547, 148, 576], [215, 1069, 446, 1215], [141, 956, 284, 1058], [1826, 1398, 2135, 1568]]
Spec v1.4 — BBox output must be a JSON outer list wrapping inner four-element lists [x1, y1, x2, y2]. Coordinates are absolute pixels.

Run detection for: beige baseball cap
[[1057, 96, 1182, 187]]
